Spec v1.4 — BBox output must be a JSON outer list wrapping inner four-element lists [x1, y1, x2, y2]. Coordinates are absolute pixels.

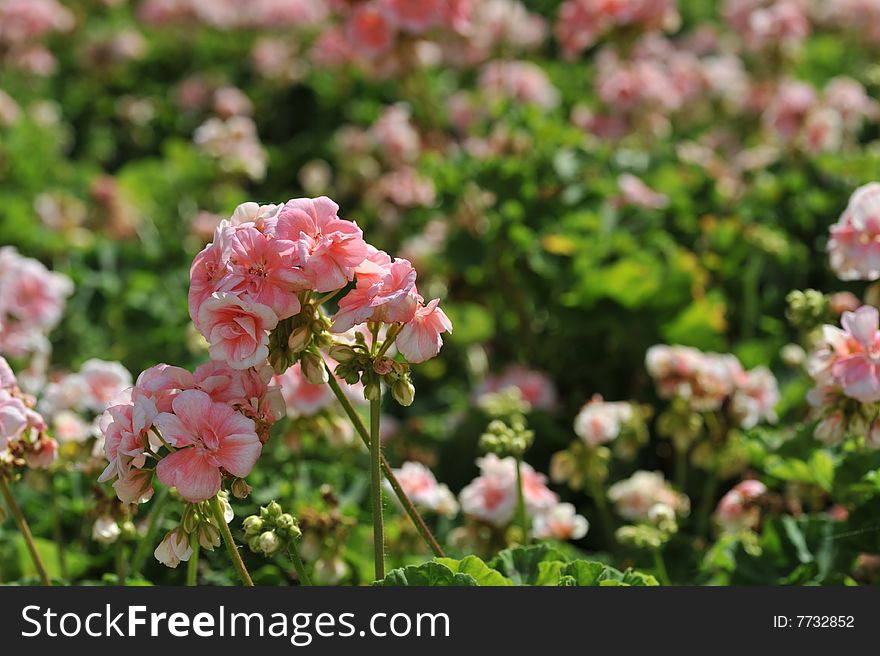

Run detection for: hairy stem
[[370, 396, 385, 580], [288, 542, 312, 586], [515, 456, 529, 543], [210, 495, 253, 586], [186, 532, 200, 587], [0, 476, 51, 585]]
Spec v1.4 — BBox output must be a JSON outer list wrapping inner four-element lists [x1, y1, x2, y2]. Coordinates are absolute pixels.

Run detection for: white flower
[[92, 516, 121, 545], [154, 528, 193, 568], [532, 503, 589, 541]]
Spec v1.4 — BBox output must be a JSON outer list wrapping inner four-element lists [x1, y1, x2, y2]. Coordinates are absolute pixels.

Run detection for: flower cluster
[[646, 344, 779, 428], [555, 0, 680, 59], [0, 246, 73, 358], [137, 0, 327, 30], [574, 395, 638, 447], [98, 361, 281, 504], [828, 183, 880, 281], [154, 492, 235, 568], [723, 0, 810, 53], [473, 365, 557, 412], [714, 479, 767, 533], [607, 470, 689, 522], [0, 356, 56, 471], [242, 500, 303, 557], [0, 0, 74, 75], [390, 461, 458, 518], [459, 454, 588, 541]]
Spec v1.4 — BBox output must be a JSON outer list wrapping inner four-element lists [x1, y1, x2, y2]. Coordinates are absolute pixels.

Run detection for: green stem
[[50, 478, 68, 580], [652, 549, 671, 586], [514, 456, 529, 542], [370, 396, 385, 580], [374, 324, 401, 358], [210, 495, 253, 586], [324, 364, 445, 557], [116, 542, 127, 586], [588, 477, 616, 553], [186, 532, 200, 587], [696, 473, 720, 539], [288, 543, 312, 586], [0, 476, 51, 585], [132, 486, 169, 573], [674, 446, 688, 492]]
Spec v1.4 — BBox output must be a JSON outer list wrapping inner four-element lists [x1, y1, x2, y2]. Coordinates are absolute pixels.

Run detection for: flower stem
[[116, 541, 127, 586], [514, 456, 529, 542], [0, 475, 51, 585], [652, 549, 671, 586], [132, 486, 169, 573], [696, 472, 720, 540], [49, 478, 68, 580], [186, 532, 200, 587], [287, 543, 312, 586], [324, 364, 445, 557], [210, 495, 253, 586], [370, 395, 385, 581], [587, 477, 617, 553]]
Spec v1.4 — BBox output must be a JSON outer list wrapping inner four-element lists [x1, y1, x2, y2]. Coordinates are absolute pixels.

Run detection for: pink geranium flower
[[270, 196, 368, 293], [345, 4, 395, 59], [715, 479, 767, 533], [197, 292, 279, 370], [397, 299, 452, 363], [188, 236, 231, 330], [0, 388, 28, 447], [273, 362, 335, 417], [331, 247, 419, 332], [828, 183, 880, 281], [135, 363, 196, 413], [98, 394, 159, 501], [381, 0, 444, 33], [222, 224, 307, 320], [828, 305, 880, 403], [154, 390, 262, 502]]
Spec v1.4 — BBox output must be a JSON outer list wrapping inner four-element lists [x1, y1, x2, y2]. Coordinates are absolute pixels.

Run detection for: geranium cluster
[[607, 470, 689, 522], [805, 304, 880, 447], [714, 479, 767, 533], [723, 0, 810, 53], [459, 454, 588, 541], [646, 344, 779, 428], [137, 0, 328, 30], [98, 361, 281, 504], [555, 0, 680, 59], [0, 356, 56, 471], [391, 461, 458, 518], [0, 0, 74, 75], [0, 246, 73, 358], [828, 183, 880, 281]]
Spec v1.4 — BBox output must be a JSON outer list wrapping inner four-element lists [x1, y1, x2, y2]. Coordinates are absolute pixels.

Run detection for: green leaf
[[374, 561, 479, 586], [809, 451, 835, 493], [435, 556, 512, 586], [489, 544, 568, 585]]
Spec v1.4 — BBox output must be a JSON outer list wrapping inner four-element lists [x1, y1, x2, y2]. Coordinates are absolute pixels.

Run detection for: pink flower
[[80, 359, 133, 413], [828, 183, 880, 281], [715, 479, 767, 532], [0, 389, 28, 447], [532, 502, 589, 540], [391, 461, 458, 517], [369, 104, 420, 165], [0, 249, 73, 331], [98, 394, 159, 501], [331, 248, 419, 332], [154, 527, 193, 568], [189, 236, 231, 330], [479, 61, 559, 109], [573, 395, 634, 446], [827, 306, 880, 402], [154, 390, 261, 502], [0, 355, 16, 389], [273, 362, 335, 417], [616, 173, 669, 209], [474, 366, 558, 411], [346, 3, 395, 58], [380, 0, 444, 33], [731, 366, 779, 428], [198, 293, 279, 370], [459, 454, 557, 527], [25, 436, 57, 469], [397, 299, 452, 363], [135, 364, 196, 413], [645, 345, 740, 411], [222, 224, 307, 319], [608, 470, 689, 521], [270, 197, 368, 293]]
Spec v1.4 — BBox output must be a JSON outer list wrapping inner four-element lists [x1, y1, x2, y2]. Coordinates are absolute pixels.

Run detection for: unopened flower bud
[[248, 535, 262, 553], [231, 477, 252, 499], [300, 351, 328, 385], [259, 530, 281, 555], [364, 377, 381, 402], [269, 349, 290, 375], [288, 325, 312, 354], [243, 515, 263, 536], [328, 344, 357, 363], [373, 357, 394, 375], [265, 501, 283, 519], [198, 523, 221, 550], [120, 520, 138, 540], [391, 378, 415, 406]]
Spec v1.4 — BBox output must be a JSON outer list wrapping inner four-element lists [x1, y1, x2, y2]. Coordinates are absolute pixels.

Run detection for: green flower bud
[[391, 378, 415, 406], [288, 325, 312, 354], [328, 344, 357, 363], [363, 377, 381, 402], [120, 520, 138, 541], [243, 515, 263, 536], [300, 351, 328, 385], [231, 477, 252, 500], [276, 513, 297, 533], [248, 535, 262, 553], [265, 501, 283, 519], [259, 530, 282, 556], [198, 523, 221, 550]]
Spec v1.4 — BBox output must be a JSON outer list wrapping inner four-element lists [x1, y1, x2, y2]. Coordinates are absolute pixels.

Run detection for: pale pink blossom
[[273, 362, 335, 417], [479, 61, 559, 109], [474, 366, 558, 411], [731, 366, 779, 428], [79, 359, 133, 413], [616, 174, 669, 209], [459, 454, 557, 527], [345, 3, 395, 58], [135, 364, 196, 413], [370, 104, 420, 165], [381, 0, 444, 33], [154, 527, 193, 568], [724, 0, 810, 52], [0, 389, 28, 447], [574, 395, 634, 446], [820, 306, 880, 403], [608, 470, 689, 521], [715, 479, 767, 532], [25, 435, 57, 469], [828, 183, 880, 281], [331, 248, 419, 332], [98, 394, 159, 502], [397, 299, 452, 363], [391, 461, 459, 517], [154, 389, 261, 502], [532, 502, 589, 540], [270, 196, 368, 293], [197, 293, 279, 370]]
